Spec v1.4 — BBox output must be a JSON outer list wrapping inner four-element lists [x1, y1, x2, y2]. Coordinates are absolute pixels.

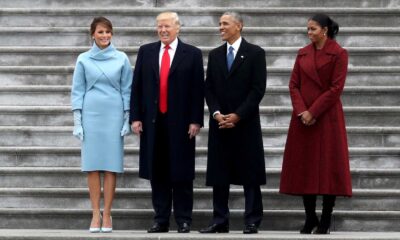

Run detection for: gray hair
[[156, 11, 181, 28], [222, 11, 243, 25]]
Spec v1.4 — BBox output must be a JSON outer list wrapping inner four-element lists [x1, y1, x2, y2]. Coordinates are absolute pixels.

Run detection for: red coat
[[279, 39, 352, 197]]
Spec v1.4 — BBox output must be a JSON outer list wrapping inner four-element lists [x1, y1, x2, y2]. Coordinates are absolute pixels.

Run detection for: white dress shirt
[[159, 37, 178, 69], [226, 36, 242, 60]]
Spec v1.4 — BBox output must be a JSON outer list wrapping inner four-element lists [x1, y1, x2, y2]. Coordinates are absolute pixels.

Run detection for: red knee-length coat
[[279, 39, 352, 197]]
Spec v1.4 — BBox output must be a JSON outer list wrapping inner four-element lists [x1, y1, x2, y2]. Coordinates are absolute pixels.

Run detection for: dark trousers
[[150, 112, 193, 225], [212, 185, 263, 226]]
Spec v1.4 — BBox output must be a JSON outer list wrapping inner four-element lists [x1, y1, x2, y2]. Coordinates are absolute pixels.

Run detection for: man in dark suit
[[130, 11, 204, 233], [199, 11, 266, 234]]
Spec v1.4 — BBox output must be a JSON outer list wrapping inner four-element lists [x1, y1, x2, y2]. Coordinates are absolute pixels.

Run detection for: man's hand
[[131, 121, 143, 135], [219, 113, 240, 129], [188, 123, 201, 139]]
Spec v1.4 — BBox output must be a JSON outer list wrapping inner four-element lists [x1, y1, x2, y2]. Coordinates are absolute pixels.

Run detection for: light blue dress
[[71, 43, 133, 173]]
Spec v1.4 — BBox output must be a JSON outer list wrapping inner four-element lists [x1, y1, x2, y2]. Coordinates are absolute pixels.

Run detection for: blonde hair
[[156, 11, 181, 28]]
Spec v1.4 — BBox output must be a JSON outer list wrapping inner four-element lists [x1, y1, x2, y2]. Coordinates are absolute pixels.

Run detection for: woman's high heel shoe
[[89, 215, 102, 233], [101, 216, 113, 233], [313, 225, 330, 234], [300, 215, 319, 234]]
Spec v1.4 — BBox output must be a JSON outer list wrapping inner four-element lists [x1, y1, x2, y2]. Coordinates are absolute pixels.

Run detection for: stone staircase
[[0, 0, 399, 239]]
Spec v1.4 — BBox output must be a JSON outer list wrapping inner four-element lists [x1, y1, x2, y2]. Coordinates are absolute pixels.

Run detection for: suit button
[[152, 119, 156, 123]]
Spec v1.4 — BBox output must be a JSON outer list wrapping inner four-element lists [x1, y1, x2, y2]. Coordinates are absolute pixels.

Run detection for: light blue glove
[[73, 109, 84, 141], [120, 110, 131, 136]]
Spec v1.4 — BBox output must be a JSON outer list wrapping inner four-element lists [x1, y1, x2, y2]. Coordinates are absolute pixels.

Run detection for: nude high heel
[[101, 216, 113, 233]]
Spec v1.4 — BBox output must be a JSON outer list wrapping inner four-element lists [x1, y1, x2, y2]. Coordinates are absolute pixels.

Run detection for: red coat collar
[[298, 39, 343, 87]]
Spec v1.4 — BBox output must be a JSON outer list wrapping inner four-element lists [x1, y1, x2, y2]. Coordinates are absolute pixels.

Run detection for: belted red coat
[[279, 39, 352, 197]]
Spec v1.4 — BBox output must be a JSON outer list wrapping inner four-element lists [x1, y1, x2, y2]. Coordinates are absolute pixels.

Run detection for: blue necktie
[[227, 46, 234, 71]]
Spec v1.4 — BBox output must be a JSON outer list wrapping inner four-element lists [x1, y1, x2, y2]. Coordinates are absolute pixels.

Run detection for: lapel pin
[[241, 55, 244, 59]]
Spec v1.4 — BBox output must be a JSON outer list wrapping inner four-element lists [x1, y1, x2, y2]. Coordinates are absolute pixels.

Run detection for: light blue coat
[[71, 43, 132, 111], [71, 43, 133, 173]]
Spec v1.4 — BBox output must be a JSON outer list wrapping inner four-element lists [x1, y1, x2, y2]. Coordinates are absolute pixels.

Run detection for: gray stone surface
[[1, 46, 399, 67], [0, 229, 400, 240], [0, 0, 399, 233], [0, 27, 399, 47], [1, 167, 400, 190], [0, 208, 400, 231]]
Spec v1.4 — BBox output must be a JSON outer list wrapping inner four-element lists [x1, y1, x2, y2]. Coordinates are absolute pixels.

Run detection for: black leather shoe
[[243, 223, 258, 234], [177, 222, 191, 233], [147, 222, 169, 233], [199, 223, 229, 233]]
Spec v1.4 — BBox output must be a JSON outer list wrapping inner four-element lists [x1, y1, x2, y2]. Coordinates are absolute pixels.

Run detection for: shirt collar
[[227, 36, 242, 53], [161, 37, 178, 51]]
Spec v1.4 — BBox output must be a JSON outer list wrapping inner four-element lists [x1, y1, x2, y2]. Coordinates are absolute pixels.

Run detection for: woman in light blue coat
[[71, 17, 132, 233]]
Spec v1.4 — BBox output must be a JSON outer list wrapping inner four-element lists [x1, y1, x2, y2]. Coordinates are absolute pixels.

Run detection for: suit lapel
[[151, 42, 161, 82], [169, 39, 187, 76], [299, 45, 322, 87], [214, 44, 229, 79]]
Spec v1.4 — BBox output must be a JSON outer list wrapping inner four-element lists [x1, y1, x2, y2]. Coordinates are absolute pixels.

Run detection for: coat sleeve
[[205, 51, 221, 116], [189, 48, 205, 126], [129, 46, 143, 123], [235, 47, 266, 120], [289, 54, 307, 115], [71, 57, 86, 111], [120, 54, 133, 111], [308, 49, 348, 119]]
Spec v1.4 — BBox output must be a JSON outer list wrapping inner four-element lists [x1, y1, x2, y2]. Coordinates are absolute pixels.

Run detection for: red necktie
[[159, 45, 170, 113]]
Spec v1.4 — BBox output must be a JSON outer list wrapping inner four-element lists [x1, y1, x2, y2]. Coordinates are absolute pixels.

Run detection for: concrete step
[[0, 188, 399, 211], [160, 0, 400, 8], [0, 27, 398, 47], [0, 167, 399, 189], [262, 86, 400, 107], [0, 8, 399, 28], [1, 85, 399, 106], [1, 146, 398, 169], [1, 126, 399, 148], [1, 106, 399, 127], [1, 46, 399, 67], [1, 66, 399, 87], [0, 208, 399, 231], [3, 0, 399, 8], [0, 230, 399, 240]]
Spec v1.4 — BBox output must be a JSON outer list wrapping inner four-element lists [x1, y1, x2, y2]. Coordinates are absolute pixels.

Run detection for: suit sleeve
[[121, 54, 133, 111], [190, 48, 205, 126], [129, 46, 144, 123], [71, 57, 86, 111], [235, 48, 266, 120], [205, 51, 221, 116], [289, 54, 307, 115], [308, 49, 348, 118]]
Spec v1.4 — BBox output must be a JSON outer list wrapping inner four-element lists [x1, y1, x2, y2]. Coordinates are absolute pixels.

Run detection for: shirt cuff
[[212, 111, 221, 119]]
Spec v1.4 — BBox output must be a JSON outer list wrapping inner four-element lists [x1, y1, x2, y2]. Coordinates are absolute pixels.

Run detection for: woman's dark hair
[[310, 13, 339, 39], [90, 17, 113, 36]]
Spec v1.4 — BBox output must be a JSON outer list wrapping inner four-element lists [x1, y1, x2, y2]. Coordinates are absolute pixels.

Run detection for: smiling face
[[92, 24, 112, 49], [307, 20, 327, 44], [219, 14, 242, 44], [157, 14, 180, 45]]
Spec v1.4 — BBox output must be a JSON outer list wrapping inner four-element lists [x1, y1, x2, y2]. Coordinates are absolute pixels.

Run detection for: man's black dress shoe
[[243, 223, 258, 234], [177, 222, 191, 233], [199, 223, 229, 233], [147, 222, 169, 233]]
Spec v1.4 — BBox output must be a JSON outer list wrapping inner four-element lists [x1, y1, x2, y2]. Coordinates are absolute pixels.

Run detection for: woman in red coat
[[280, 14, 352, 234]]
